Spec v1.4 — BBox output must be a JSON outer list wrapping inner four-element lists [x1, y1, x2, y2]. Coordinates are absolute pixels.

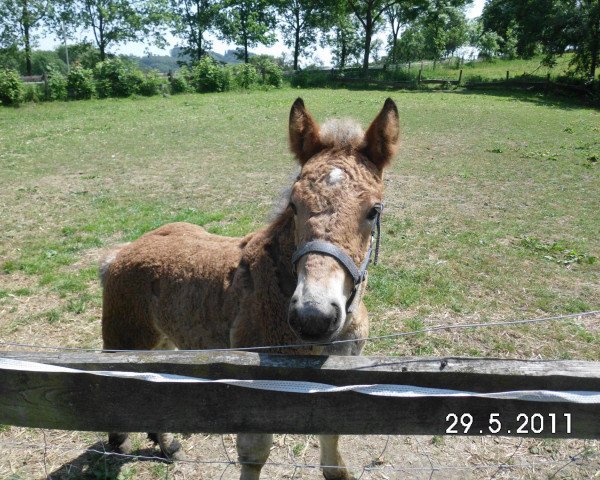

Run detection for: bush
[[169, 71, 190, 94], [28, 51, 68, 76], [47, 70, 68, 101], [94, 58, 144, 98], [0, 69, 24, 106], [188, 56, 231, 93], [23, 83, 41, 102], [251, 57, 283, 88], [290, 69, 331, 88], [232, 63, 259, 89], [67, 65, 95, 100], [139, 70, 165, 96]]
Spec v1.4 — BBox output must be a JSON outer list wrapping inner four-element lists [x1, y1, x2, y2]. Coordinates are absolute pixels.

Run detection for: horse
[[100, 97, 400, 480]]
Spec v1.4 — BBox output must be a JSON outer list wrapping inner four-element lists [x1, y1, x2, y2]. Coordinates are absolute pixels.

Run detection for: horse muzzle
[[287, 296, 344, 343]]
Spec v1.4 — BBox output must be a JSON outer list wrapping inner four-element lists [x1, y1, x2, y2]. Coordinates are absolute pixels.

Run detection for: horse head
[[286, 97, 400, 343]]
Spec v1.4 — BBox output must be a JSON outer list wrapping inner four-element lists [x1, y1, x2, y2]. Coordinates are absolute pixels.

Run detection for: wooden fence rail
[[1, 351, 599, 438]]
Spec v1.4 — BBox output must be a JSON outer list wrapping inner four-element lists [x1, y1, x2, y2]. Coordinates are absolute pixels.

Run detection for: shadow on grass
[[291, 78, 597, 111], [454, 87, 598, 111], [46, 441, 170, 480]]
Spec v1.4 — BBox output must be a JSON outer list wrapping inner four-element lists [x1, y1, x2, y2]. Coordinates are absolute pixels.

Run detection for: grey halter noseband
[[291, 203, 383, 313]]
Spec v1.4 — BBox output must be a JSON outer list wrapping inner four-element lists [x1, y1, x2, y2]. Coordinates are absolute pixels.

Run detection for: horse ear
[[362, 98, 400, 170], [289, 98, 324, 165]]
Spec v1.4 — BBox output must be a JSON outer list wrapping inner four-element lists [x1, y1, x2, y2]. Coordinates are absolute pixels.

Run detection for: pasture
[[0, 89, 599, 479]]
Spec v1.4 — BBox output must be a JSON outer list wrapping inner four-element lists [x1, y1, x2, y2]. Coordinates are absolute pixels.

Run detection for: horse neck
[[263, 209, 297, 297]]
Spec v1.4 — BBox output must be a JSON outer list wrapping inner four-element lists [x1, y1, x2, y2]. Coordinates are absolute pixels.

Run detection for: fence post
[[417, 69, 422, 85], [506, 70, 509, 83], [458, 69, 463, 85], [545, 73, 551, 93]]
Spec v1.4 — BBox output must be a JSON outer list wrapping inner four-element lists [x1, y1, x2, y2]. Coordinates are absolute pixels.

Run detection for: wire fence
[[1, 433, 598, 480], [2, 309, 599, 478], [0, 309, 599, 354]]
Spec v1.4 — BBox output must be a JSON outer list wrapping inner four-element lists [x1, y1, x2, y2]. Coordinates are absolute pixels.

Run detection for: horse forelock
[[319, 119, 364, 149]]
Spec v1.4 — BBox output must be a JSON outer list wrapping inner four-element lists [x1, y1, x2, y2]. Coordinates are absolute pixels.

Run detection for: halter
[[291, 203, 383, 313]]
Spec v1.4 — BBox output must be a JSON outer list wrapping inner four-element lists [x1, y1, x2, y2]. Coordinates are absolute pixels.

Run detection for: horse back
[[101, 222, 244, 350]]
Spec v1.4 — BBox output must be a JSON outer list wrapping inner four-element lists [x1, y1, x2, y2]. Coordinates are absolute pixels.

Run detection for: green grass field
[[0, 88, 599, 478], [415, 54, 575, 82]]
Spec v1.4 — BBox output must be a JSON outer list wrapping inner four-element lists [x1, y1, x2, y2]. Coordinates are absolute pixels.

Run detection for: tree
[[321, 11, 363, 69], [392, 23, 425, 66], [0, 0, 50, 75], [482, 0, 600, 79], [543, 0, 600, 79], [169, 0, 219, 62], [67, 0, 168, 61], [420, 0, 470, 68], [218, 0, 277, 63], [277, 0, 324, 70], [481, 0, 548, 59], [384, 1, 424, 65], [348, 0, 394, 71]]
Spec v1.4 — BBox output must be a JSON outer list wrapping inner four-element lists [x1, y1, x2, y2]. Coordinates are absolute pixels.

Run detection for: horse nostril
[[330, 302, 341, 318], [290, 296, 299, 305]]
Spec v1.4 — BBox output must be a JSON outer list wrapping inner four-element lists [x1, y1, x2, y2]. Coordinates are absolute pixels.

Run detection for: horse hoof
[[164, 448, 186, 461], [108, 433, 132, 455], [323, 468, 355, 480]]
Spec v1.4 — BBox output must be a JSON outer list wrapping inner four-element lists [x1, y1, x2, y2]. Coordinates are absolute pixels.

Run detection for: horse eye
[[366, 206, 379, 221], [289, 202, 297, 214]]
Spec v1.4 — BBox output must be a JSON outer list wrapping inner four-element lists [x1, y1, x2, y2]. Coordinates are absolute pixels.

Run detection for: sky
[[40, 0, 485, 66]]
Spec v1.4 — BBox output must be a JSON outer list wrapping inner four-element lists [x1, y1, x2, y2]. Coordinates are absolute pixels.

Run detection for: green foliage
[[0, 45, 21, 71], [0, 68, 24, 106], [250, 56, 283, 87], [67, 65, 96, 100], [56, 43, 102, 70], [482, 0, 600, 79], [219, 0, 277, 63], [478, 30, 503, 59], [232, 62, 259, 88], [290, 68, 331, 88], [188, 56, 231, 92], [169, 0, 220, 62], [139, 70, 165, 96], [94, 58, 144, 98], [69, 0, 169, 60], [47, 70, 68, 101], [393, 25, 425, 64], [26, 51, 68, 76], [520, 237, 597, 266], [23, 83, 41, 102], [321, 13, 363, 69], [169, 71, 191, 94], [276, 0, 324, 70]]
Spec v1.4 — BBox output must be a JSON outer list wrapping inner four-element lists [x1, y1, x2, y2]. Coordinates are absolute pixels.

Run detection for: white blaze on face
[[326, 167, 345, 186], [292, 255, 348, 331]]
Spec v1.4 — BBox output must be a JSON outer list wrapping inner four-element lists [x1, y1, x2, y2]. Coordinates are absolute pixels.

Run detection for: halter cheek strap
[[291, 204, 383, 314]]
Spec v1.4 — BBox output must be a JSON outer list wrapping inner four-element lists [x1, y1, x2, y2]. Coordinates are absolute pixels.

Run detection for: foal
[[100, 97, 400, 479]]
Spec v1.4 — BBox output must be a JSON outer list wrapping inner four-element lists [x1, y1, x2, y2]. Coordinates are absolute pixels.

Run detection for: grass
[[0, 88, 598, 358], [0, 87, 599, 478], [415, 54, 575, 82]]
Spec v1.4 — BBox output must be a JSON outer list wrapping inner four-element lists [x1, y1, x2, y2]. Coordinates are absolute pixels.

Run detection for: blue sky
[[40, 0, 485, 65]]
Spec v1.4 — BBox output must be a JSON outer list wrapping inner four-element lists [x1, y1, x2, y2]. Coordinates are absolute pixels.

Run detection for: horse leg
[[147, 433, 184, 460], [319, 307, 368, 480], [102, 271, 185, 460], [237, 433, 273, 480], [108, 432, 132, 454], [319, 435, 355, 479]]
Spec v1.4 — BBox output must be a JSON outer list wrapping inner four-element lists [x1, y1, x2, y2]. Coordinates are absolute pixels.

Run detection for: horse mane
[[319, 119, 364, 149]]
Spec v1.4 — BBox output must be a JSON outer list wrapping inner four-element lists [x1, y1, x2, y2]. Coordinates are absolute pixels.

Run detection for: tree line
[[1, 0, 598, 80]]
